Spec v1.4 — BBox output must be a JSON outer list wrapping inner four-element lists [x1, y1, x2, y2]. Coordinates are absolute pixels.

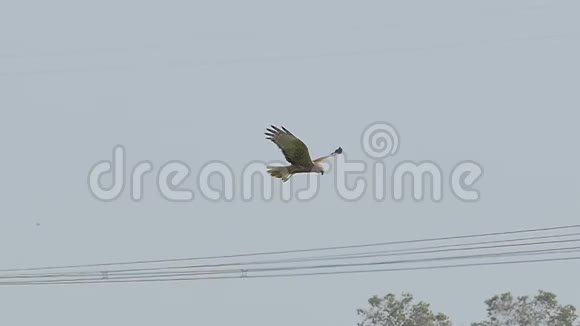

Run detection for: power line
[[1, 255, 578, 286], [248, 256, 580, 281], [2, 224, 579, 273], [1, 245, 578, 286], [5, 234, 578, 278], [1, 224, 579, 286]]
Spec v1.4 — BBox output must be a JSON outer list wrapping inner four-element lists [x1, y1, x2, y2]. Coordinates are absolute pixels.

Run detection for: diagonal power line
[[2, 224, 579, 273]]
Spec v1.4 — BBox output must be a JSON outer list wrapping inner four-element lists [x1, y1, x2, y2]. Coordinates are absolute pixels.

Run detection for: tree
[[357, 292, 452, 326], [471, 290, 578, 326]]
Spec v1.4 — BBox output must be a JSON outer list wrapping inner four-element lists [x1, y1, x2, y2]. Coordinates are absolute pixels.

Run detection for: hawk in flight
[[265, 125, 342, 182]]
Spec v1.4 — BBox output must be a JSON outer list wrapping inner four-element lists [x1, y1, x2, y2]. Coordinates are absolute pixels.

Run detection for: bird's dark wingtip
[[266, 125, 293, 136], [334, 147, 343, 154]]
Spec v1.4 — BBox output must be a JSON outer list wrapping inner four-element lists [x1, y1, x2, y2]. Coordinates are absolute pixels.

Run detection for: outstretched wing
[[314, 147, 343, 163], [265, 125, 313, 167]]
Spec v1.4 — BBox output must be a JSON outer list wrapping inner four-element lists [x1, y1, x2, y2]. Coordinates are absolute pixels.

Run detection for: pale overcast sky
[[1, 1, 579, 325]]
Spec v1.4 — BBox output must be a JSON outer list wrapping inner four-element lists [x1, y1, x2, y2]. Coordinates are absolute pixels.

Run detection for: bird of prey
[[265, 125, 342, 182]]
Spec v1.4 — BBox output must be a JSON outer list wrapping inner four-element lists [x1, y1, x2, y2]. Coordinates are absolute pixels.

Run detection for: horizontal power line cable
[[106, 237, 580, 274], [315, 232, 580, 259], [2, 224, 579, 273], [5, 235, 579, 279], [2, 233, 579, 278], [1, 255, 578, 286], [247, 256, 580, 281], [1, 245, 578, 285]]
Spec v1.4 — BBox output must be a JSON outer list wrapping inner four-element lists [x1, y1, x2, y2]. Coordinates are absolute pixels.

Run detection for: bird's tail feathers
[[267, 165, 292, 182]]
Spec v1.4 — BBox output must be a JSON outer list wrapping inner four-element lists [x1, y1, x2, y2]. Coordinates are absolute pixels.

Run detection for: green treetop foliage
[[357, 292, 452, 326], [471, 290, 578, 326], [357, 290, 578, 326]]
